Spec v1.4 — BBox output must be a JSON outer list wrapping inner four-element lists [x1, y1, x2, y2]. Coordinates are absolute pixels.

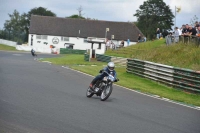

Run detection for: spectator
[[174, 27, 179, 43], [143, 36, 147, 42], [182, 24, 189, 35], [166, 32, 172, 45], [138, 34, 141, 42], [156, 28, 160, 39], [119, 40, 124, 48], [197, 26, 200, 35], [162, 30, 168, 38], [110, 41, 115, 50], [195, 21, 199, 28], [106, 38, 110, 50], [177, 27, 182, 36], [127, 39, 130, 46], [180, 25, 184, 32], [188, 25, 197, 36], [196, 26, 200, 43]]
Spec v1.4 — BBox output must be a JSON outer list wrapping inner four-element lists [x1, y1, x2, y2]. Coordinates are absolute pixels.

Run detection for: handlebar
[[100, 70, 119, 82]]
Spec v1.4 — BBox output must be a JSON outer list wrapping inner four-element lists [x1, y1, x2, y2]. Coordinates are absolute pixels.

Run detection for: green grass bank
[[0, 44, 16, 51], [106, 40, 200, 71]]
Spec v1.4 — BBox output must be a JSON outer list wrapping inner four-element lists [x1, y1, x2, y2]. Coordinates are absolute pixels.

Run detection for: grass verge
[[0, 44, 17, 51], [41, 54, 200, 107]]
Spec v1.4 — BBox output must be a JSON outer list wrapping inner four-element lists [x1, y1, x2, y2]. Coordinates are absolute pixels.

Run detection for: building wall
[[28, 34, 136, 54]]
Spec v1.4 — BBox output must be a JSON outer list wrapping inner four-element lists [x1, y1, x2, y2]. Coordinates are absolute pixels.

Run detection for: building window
[[36, 35, 48, 40], [36, 35, 41, 39], [61, 37, 69, 41], [84, 38, 87, 43], [42, 35, 47, 40]]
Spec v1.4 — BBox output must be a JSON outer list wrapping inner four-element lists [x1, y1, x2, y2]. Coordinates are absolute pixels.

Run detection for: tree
[[0, 29, 3, 39], [3, 10, 24, 42], [67, 6, 97, 20], [77, 6, 84, 17], [67, 15, 85, 19], [27, 7, 56, 18], [2, 7, 56, 42], [134, 0, 174, 39], [67, 6, 85, 19], [190, 15, 198, 26], [23, 7, 56, 42]]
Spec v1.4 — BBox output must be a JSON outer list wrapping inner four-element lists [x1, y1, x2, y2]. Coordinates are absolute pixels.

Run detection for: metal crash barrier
[[127, 59, 200, 93]]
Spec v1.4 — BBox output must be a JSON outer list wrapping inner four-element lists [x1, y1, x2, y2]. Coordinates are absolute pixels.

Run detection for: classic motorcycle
[[31, 49, 37, 57], [86, 71, 119, 101]]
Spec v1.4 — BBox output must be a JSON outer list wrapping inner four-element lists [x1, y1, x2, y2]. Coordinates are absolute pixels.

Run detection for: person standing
[[174, 27, 179, 43], [119, 40, 124, 48], [138, 34, 141, 42], [188, 25, 197, 36], [177, 27, 182, 36], [106, 38, 110, 50], [166, 32, 172, 45], [143, 36, 147, 42], [127, 39, 130, 46], [110, 41, 115, 50], [156, 28, 160, 39], [196, 26, 200, 43]]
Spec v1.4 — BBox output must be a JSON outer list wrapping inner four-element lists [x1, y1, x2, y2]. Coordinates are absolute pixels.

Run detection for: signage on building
[[52, 37, 59, 44]]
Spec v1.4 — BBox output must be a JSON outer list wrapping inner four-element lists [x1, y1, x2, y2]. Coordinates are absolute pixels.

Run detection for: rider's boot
[[89, 83, 95, 92]]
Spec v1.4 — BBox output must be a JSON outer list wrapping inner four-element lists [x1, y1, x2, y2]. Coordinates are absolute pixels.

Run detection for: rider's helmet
[[107, 62, 115, 71]]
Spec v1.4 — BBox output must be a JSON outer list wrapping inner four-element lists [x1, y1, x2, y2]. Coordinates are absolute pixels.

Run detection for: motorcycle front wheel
[[100, 84, 113, 101], [86, 87, 94, 98]]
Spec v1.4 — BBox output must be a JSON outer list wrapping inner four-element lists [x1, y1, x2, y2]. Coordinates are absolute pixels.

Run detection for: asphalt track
[[0, 51, 200, 133]]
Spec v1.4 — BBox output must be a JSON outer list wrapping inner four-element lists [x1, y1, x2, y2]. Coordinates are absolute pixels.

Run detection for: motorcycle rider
[[89, 62, 117, 91], [31, 49, 37, 57]]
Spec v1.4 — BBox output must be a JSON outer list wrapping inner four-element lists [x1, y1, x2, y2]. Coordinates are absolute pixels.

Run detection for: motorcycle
[[86, 71, 119, 101], [31, 49, 37, 57]]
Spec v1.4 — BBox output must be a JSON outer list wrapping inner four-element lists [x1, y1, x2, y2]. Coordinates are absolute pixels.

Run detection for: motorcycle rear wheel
[[100, 84, 113, 101], [86, 87, 94, 98]]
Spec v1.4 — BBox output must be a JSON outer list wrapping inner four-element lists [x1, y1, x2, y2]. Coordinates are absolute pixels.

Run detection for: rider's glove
[[99, 70, 103, 73], [114, 78, 119, 82]]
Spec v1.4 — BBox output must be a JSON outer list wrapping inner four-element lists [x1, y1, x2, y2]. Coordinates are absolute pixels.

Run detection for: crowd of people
[[105, 39, 127, 50], [105, 21, 200, 49], [138, 34, 147, 43], [158, 21, 200, 45]]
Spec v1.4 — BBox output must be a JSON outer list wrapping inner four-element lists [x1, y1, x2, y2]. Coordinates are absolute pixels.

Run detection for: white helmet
[[107, 62, 115, 71]]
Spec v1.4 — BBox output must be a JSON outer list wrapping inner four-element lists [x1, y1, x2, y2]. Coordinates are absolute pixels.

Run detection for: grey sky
[[0, 0, 199, 30]]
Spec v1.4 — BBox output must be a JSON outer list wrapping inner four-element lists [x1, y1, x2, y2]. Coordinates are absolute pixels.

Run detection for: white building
[[28, 15, 143, 54]]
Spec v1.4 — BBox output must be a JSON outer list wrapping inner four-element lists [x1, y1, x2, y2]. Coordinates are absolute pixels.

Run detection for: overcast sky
[[0, 0, 199, 30]]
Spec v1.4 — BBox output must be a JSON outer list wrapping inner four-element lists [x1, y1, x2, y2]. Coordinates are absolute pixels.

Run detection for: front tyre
[[86, 87, 94, 98], [100, 84, 113, 101]]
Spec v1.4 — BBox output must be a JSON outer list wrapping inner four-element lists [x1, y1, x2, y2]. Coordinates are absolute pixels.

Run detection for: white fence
[[0, 39, 54, 53], [0, 39, 17, 47], [16, 45, 53, 53]]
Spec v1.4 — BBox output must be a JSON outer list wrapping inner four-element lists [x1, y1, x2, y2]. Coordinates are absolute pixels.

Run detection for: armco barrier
[[96, 54, 111, 63], [60, 48, 86, 54], [84, 54, 90, 61], [93, 54, 127, 65], [127, 59, 200, 93]]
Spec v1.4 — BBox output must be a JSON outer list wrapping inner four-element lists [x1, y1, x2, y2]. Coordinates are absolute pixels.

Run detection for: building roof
[[29, 15, 143, 42]]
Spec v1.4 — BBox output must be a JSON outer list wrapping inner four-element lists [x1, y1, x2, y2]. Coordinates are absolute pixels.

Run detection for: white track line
[[61, 66, 200, 111], [42, 61, 52, 63]]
